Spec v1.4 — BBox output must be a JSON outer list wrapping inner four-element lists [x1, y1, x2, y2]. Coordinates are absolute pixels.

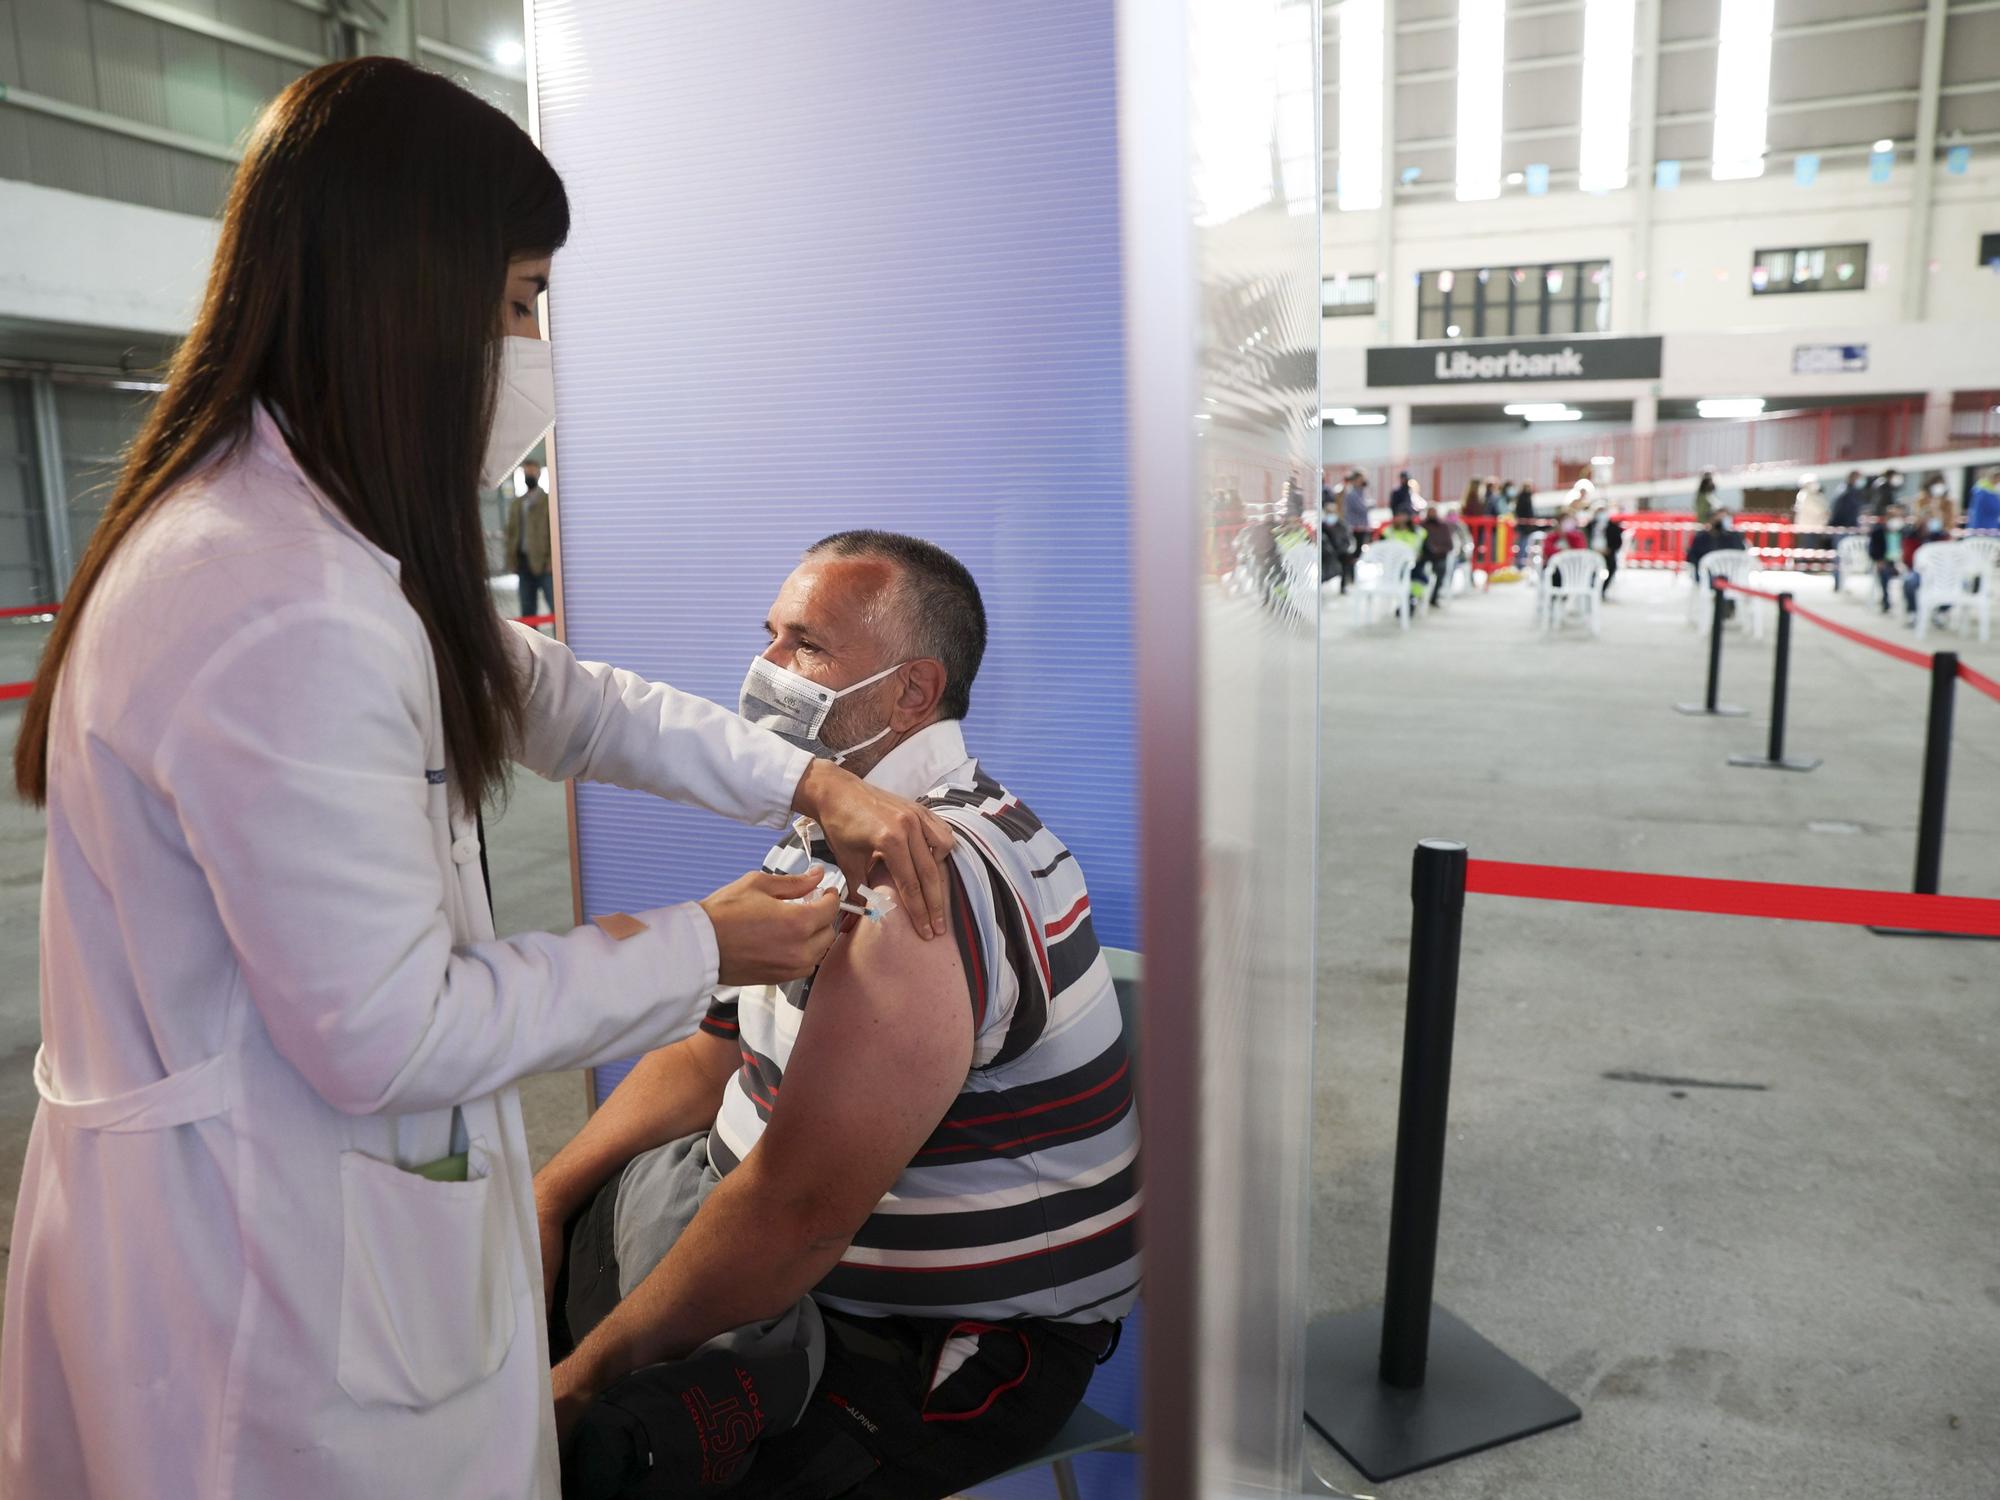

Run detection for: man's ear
[[891, 660, 947, 728]]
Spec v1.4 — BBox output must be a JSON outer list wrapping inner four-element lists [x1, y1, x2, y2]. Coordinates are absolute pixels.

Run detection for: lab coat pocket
[[335, 1142, 519, 1410]]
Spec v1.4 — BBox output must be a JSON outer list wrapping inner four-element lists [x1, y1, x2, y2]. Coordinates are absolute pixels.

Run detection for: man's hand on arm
[[553, 889, 974, 1432], [792, 760, 957, 940], [532, 1028, 741, 1311]]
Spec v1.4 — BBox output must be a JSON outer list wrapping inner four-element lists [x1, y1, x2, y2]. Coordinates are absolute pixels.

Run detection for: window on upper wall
[[1414, 260, 1611, 340], [1323, 273, 1377, 317], [1749, 243, 1867, 295]]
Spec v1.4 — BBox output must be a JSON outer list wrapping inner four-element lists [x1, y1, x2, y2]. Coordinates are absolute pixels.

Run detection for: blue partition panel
[[534, 0, 1134, 1058]]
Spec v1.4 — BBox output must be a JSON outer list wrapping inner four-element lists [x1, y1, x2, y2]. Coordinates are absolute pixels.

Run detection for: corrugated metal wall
[[0, 0, 527, 220], [0, 0, 535, 601]]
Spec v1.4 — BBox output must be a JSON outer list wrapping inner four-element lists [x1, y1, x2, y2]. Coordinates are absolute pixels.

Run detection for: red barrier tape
[[1961, 661, 2000, 705], [1466, 858, 2000, 937], [1713, 579, 1786, 604], [0, 681, 29, 702], [1782, 600, 1934, 670], [0, 604, 58, 620], [514, 613, 555, 627]]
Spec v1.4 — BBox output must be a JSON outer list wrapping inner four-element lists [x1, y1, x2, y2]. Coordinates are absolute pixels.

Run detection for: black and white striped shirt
[[701, 721, 1139, 1324]]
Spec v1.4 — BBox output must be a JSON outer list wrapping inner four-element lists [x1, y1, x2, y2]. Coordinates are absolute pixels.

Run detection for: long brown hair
[[13, 58, 567, 811]]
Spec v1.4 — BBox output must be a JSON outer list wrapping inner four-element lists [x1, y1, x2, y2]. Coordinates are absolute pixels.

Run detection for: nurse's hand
[[699, 871, 842, 985], [792, 760, 956, 939]]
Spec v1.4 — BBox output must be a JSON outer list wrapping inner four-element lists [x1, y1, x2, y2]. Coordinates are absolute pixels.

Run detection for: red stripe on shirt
[[958, 823, 1052, 998], [942, 1058, 1129, 1129], [914, 1093, 1131, 1159], [1045, 895, 1090, 938]]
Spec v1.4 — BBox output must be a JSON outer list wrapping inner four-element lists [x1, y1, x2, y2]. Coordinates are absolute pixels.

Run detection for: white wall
[[4, 179, 215, 337], [1322, 154, 2000, 353]]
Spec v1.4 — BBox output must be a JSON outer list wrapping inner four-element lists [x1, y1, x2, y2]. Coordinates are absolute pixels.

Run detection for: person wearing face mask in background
[[1867, 503, 1907, 614], [505, 458, 554, 617], [1914, 472, 1958, 534], [0, 59, 958, 1500]]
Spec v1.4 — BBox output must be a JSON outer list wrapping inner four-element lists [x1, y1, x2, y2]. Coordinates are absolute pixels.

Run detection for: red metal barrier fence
[[1450, 513, 1852, 572], [1325, 393, 2000, 510]]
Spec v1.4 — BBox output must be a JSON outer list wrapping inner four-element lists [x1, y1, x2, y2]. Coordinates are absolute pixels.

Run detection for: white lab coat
[[0, 406, 811, 1498]]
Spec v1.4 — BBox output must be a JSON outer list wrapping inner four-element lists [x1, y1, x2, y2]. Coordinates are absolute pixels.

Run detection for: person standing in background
[[1586, 502, 1624, 598], [1869, 469, 1904, 517], [1829, 469, 1868, 592], [1968, 469, 2000, 533], [1388, 469, 1414, 520], [1342, 469, 1374, 544], [1693, 469, 1717, 525], [1867, 503, 1906, 613], [504, 459, 554, 617], [1829, 470, 1867, 529], [1321, 482, 1354, 593], [1793, 473, 1828, 574], [1419, 505, 1457, 608], [1794, 473, 1827, 532], [1512, 482, 1537, 564]]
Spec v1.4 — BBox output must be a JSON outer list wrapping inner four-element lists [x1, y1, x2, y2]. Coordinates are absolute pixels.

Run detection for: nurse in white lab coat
[[0, 58, 953, 1500]]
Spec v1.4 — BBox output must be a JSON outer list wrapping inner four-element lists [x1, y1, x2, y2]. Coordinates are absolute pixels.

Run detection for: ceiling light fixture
[[1337, 0, 1386, 211], [1697, 398, 1767, 419], [1579, 0, 1637, 192], [1711, 0, 1774, 180], [1455, 0, 1505, 201], [493, 37, 525, 67]]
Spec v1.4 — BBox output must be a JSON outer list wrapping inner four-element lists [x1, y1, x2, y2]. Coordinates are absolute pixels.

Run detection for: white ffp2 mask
[[480, 336, 557, 492], [738, 655, 907, 764]]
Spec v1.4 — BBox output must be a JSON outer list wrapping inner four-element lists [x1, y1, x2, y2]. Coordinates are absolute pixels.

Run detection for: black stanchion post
[[1378, 840, 1466, 1388], [1728, 593, 1820, 772], [1304, 841, 1581, 1481], [1675, 582, 1747, 716], [1869, 652, 1996, 940], [1914, 650, 1958, 896]]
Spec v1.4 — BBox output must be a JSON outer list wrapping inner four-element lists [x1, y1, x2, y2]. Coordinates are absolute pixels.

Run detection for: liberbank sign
[[1367, 335, 1663, 387]]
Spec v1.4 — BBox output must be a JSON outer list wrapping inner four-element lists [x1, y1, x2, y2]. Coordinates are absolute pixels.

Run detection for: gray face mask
[[737, 655, 907, 765]]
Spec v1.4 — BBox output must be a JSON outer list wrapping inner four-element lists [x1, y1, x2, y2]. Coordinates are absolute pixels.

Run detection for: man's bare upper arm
[[750, 899, 975, 1238]]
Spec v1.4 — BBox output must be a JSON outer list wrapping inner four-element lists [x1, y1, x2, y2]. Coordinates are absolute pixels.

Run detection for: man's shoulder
[[917, 764, 1057, 853]]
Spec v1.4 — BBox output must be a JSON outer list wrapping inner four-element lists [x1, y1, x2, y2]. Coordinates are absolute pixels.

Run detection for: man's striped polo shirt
[[701, 720, 1139, 1325]]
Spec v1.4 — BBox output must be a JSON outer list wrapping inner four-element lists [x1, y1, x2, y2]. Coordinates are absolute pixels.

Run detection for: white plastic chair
[[1911, 541, 1964, 642], [1533, 539, 1578, 626], [1545, 548, 1607, 636], [1835, 535, 1873, 600], [1695, 550, 1766, 639], [1953, 537, 1997, 643], [1352, 541, 1416, 630]]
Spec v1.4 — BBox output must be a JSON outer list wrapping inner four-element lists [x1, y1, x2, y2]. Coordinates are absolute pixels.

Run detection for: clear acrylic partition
[[1122, 0, 1321, 1496]]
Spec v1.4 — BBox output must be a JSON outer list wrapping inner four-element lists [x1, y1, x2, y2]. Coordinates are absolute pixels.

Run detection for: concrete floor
[[1307, 566, 1999, 1500], [1, 570, 1997, 1497]]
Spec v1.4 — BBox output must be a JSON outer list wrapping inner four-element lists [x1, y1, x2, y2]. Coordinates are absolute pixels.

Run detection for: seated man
[[536, 531, 1137, 1500]]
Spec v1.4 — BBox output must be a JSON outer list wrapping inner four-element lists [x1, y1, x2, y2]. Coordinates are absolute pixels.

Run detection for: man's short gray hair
[[804, 531, 987, 721]]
